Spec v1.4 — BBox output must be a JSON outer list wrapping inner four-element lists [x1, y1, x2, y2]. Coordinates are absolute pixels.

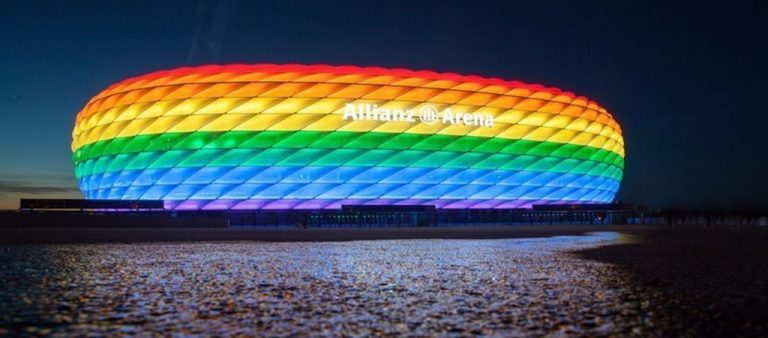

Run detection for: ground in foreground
[[1, 228, 767, 336]]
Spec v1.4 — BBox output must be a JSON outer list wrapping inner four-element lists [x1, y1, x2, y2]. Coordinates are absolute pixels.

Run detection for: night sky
[[1, 0, 766, 210]]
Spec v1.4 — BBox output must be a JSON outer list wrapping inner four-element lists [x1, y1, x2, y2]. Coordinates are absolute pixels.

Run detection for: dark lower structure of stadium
[[6, 199, 650, 228]]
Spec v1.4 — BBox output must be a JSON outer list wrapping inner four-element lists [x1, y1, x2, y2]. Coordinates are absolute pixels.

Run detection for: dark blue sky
[[0, 0, 766, 209]]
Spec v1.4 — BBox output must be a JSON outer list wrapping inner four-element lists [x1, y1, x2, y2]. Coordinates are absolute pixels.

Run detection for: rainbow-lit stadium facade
[[72, 64, 624, 210]]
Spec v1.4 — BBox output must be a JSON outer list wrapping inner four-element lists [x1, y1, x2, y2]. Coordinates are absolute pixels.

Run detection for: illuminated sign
[[343, 103, 495, 127]]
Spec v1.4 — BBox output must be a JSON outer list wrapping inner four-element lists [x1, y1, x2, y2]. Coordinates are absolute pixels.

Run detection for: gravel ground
[[1, 232, 658, 337], [577, 229, 768, 337]]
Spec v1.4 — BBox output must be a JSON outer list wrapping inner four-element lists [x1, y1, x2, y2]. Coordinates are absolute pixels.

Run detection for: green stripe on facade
[[74, 130, 625, 169], [74, 149, 623, 182]]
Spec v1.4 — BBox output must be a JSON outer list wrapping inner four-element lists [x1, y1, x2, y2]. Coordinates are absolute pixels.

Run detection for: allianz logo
[[343, 103, 494, 128]]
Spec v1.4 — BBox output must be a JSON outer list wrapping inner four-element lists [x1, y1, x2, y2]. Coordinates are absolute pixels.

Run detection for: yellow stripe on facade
[[72, 100, 625, 158]]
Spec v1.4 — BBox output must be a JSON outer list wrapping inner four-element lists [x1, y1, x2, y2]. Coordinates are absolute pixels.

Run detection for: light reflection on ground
[[0, 232, 654, 336]]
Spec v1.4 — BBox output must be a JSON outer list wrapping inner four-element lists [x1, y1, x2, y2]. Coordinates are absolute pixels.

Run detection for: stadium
[[71, 64, 624, 211]]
